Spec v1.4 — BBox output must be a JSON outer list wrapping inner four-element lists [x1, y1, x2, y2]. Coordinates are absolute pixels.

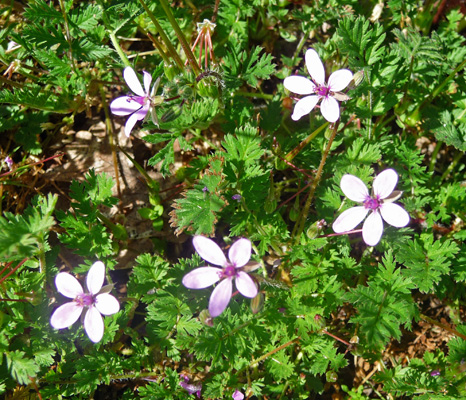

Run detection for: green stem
[[234, 90, 274, 100], [157, 0, 201, 75], [292, 122, 339, 242], [284, 122, 329, 162], [138, 0, 184, 70], [418, 58, 466, 112], [428, 141, 442, 173], [95, 0, 131, 67], [440, 150, 463, 182], [421, 313, 466, 341], [245, 337, 300, 371]]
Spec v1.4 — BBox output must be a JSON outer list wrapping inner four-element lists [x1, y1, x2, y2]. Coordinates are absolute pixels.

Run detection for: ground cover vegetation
[[1, 0, 466, 398]]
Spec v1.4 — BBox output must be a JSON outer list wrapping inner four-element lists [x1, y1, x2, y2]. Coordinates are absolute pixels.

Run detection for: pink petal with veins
[[283, 76, 316, 95], [182, 267, 222, 289], [55, 272, 83, 298], [235, 271, 257, 298], [320, 95, 340, 122], [123, 66, 145, 97], [380, 203, 410, 228], [340, 175, 369, 202], [50, 302, 83, 329], [193, 236, 227, 266], [229, 238, 251, 268], [373, 169, 398, 199], [362, 211, 384, 246], [209, 278, 232, 317], [95, 293, 120, 316], [305, 48, 325, 85], [84, 306, 104, 343]]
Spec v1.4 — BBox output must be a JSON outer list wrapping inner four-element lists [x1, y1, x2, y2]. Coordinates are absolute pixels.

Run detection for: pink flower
[[283, 48, 353, 122], [232, 389, 245, 400], [50, 261, 120, 343], [332, 169, 410, 246], [110, 66, 163, 137], [182, 236, 258, 317]]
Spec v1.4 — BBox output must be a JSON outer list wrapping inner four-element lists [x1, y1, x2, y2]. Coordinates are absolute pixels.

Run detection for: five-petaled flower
[[110, 66, 163, 137], [283, 48, 353, 123], [332, 169, 410, 246], [182, 236, 258, 317], [50, 261, 120, 343]]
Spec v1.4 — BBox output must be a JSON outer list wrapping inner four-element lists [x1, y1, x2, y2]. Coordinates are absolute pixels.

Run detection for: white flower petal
[[182, 267, 222, 289], [208, 278, 232, 317], [110, 96, 142, 116], [380, 203, 410, 228], [123, 66, 145, 97], [55, 272, 83, 298], [95, 293, 120, 316], [305, 48, 325, 85], [362, 211, 384, 246], [332, 206, 368, 233], [142, 71, 152, 95], [50, 302, 83, 329], [87, 261, 105, 295], [124, 106, 148, 137], [235, 271, 257, 298], [320, 95, 340, 122], [291, 95, 319, 121], [84, 306, 104, 343], [328, 69, 353, 92], [373, 169, 398, 199], [283, 76, 316, 95], [192, 236, 227, 266], [228, 238, 251, 268], [340, 174, 369, 202]]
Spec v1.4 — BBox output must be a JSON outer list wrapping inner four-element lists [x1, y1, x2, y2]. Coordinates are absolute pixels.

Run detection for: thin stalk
[[147, 32, 171, 65], [440, 150, 463, 182], [157, 0, 201, 74], [292, 122, 339, 242], [100, 85, 121, 198], [234, 91, 274, 100], [0, 258, 27, 284], [137, 0, 184, 70], [428, 141, 442, 173], [58, 0, 78, 73], [284, 121, 329, 162], [246, 337, 300, 370], [418, 57, 466, 112], [95, 0, 131, 67], [421, 313, 466, 341]]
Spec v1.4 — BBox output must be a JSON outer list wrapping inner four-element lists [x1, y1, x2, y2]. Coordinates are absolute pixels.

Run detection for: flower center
[[75, 293, 95, 307], [363, 195, 382, 210], [315, 85, 330, 97], [128, 95, 147, 106], [222, 264, 237, 279]]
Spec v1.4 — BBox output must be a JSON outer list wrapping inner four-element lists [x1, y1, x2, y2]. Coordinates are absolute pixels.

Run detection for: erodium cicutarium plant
[[182, 236, 258, 317]]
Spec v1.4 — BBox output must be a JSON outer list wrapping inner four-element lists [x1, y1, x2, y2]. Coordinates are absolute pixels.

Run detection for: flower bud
[[250, 292, 264, 314]]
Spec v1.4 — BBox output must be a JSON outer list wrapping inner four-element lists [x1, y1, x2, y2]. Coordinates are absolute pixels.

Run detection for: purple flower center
[[75, 293, 95, 307], [315, 85, 330, 97], [363, 195, 381, 210], [128, 95, 146, 106], [222, 264, 237, 279]]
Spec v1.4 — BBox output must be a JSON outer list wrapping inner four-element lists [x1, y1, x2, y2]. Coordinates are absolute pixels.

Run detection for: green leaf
[[396, 234, 460, 293], [337, 16, 386, 68], [6, 351, 39, 385]]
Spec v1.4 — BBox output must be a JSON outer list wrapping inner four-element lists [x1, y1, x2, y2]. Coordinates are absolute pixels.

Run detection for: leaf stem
[[157, 0, 202, 75], [284, 121, 329, 162], [137, 0, 184, 70], [292, 122, 340, 242], [420, 313, 466, 341]]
